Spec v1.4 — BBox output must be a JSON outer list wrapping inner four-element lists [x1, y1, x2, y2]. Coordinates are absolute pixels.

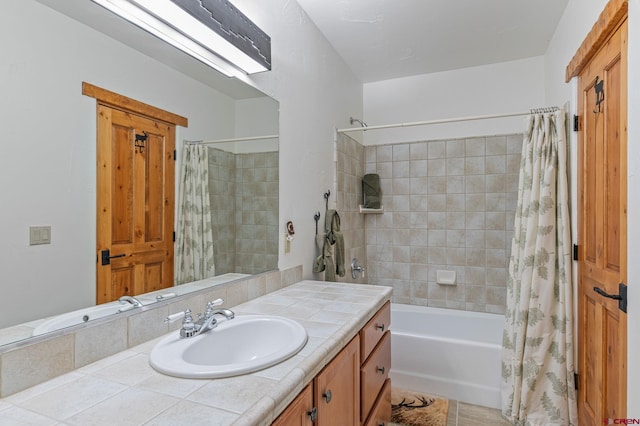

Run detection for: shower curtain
[[501, 109, 577, 425], [175, 143, 215, 284]]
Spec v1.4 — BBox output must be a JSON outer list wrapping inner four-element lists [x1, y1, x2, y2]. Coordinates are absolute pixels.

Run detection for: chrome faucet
[[165, 299, 235, 338], [119, 295, 143, 306], [117, 295, 143, 312], [351, 258, 366, 279]]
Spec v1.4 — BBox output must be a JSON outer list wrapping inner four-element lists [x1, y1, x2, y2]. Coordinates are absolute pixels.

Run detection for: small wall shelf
[[359, 205, 384, 214]]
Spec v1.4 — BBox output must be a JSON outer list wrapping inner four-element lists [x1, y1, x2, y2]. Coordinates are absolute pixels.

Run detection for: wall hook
[[324, 190, 331, 211], [593, 76, 605, 114], [135, 131, 148, 153], [314, 212, 321, 235]]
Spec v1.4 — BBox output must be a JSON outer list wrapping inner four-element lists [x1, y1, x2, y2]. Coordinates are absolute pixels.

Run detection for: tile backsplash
[[0, 266, 302, 398]]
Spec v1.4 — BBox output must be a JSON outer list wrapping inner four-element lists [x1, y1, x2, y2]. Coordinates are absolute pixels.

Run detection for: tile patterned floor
[[446, 401, 511, 426]]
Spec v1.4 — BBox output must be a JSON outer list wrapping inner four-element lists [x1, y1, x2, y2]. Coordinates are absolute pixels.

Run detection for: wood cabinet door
[[315, 335, 360, 426], [272, 384, 314, 426], [576, 18, 627, 426], [96, 105, 175, 303]]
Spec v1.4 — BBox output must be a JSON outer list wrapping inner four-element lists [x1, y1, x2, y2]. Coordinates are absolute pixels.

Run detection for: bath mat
[[390, 387, 449, 426]]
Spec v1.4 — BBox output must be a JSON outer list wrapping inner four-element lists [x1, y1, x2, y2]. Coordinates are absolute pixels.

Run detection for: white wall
[[0, 0, 362, 328], [230, 0, 363, 273], [362, 57, 546, 145]]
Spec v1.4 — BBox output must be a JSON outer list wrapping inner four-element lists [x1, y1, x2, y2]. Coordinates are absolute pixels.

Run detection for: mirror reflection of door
[[88, 84, 186, 304]]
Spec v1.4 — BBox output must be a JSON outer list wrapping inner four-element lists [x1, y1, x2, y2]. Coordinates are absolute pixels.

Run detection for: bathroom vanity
[[272, 301, 391, 425], [0, 280, 392, 425]]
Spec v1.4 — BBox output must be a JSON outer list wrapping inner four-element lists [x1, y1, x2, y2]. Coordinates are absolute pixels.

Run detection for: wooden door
[[315, 335, 360, 425], [576, 18, 627, 425], [96, 105, 176, 304]]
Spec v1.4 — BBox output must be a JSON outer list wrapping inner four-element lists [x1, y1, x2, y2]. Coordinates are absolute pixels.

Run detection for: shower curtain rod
[[336, 107, 559, 134], [185, 134, 279, 145]]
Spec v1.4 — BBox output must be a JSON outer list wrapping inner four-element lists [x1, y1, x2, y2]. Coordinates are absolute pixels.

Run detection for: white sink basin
[[149, 315, 308, 379]]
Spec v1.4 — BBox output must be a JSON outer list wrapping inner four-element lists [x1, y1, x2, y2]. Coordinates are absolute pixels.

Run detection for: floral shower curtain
[[175, 143, 215, 284], [501, 109, 577, 425]]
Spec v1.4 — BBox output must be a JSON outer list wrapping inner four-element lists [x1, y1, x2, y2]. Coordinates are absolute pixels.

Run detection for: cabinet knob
[[308, 407, 318, 422], [375, 323, 385, 332], [376, 366, 385, 374], [323, 390, 332, 403], [379, 423, 386, 426]]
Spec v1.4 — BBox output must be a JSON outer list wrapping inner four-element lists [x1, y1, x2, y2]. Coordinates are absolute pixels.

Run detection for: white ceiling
[[296, 0, 569, 83]]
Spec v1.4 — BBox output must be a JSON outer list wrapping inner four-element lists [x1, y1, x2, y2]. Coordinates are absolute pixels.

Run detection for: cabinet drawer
[[360, 331, 391, 420], [364, 378, 391, 426], [360, 301, 390, 363]]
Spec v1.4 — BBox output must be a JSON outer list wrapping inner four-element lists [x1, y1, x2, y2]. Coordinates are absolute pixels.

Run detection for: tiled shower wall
[[332, 133, 367, 283], [361, 134, 523, 314], [208, 148, 236, 274], [235, 152, 279, 275], [208, 148, 279, 275]]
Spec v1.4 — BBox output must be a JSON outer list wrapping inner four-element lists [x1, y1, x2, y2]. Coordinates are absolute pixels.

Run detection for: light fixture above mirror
[[90, 0, 271, 76]]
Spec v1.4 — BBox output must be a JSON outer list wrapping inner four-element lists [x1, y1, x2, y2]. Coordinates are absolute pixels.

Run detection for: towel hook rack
[[324, 190, 331, 211]]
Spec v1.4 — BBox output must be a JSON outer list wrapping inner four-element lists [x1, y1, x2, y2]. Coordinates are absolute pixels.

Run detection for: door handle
[[101, 249, 126, 266], [593, 283, 627, 313]]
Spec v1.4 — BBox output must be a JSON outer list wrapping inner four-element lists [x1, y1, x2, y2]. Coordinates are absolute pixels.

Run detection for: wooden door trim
[[565, 0, 628, 82], [82, 82, 188, 127]]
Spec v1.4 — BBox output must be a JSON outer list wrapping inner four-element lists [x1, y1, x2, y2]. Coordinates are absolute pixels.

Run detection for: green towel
[[325, 209, 345, 278], [312, 234, 326, 273], [323, 234, 336, 282], [362, 173, 381, 208]]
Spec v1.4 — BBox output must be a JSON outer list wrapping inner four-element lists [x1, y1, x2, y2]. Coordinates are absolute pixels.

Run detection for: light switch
[[29, 226, 51, 245]]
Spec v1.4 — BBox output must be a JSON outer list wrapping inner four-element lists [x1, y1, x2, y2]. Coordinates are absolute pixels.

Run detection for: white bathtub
[[389, 303, 504, 409]]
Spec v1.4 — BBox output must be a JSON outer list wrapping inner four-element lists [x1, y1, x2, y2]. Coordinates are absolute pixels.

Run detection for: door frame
[[566, 0, 628, 423]]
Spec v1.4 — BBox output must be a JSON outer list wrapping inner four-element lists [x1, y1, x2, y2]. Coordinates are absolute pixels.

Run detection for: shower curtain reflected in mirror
[[175, 143, 215, 284], [501, 109, 577, 425]]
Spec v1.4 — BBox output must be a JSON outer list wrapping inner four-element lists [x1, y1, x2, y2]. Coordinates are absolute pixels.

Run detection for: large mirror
[[0, 1, 279, 345]]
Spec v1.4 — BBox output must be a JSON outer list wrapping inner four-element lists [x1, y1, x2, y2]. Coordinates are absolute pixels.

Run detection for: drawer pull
[[379, 423, 386, 426], [376, 366, 385, 374], [375, 323, 385, 332], [323, 390, 332, 403]]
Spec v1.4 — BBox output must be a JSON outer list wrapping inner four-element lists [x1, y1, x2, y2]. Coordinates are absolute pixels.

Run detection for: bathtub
[[389, 303, 504, 409]]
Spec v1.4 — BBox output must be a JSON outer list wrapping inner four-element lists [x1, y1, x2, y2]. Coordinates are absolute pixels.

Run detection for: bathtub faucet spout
[[351, 258, 365, 279]]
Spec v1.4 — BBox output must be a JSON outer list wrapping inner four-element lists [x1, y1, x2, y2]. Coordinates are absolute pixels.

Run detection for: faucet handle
[[165, 311, 185, 323], [203, 299, 224, 319]]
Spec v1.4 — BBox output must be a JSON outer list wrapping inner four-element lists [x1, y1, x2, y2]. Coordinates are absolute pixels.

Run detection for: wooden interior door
[[96, 105, 176, 304], [576, 18, 627, 425]]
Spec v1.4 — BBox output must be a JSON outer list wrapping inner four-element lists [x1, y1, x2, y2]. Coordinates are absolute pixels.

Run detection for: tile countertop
[[0, 280, 392, 426]]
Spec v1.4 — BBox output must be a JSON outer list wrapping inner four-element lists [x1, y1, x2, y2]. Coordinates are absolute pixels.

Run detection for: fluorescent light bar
[[90, 0, 269, 75]]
